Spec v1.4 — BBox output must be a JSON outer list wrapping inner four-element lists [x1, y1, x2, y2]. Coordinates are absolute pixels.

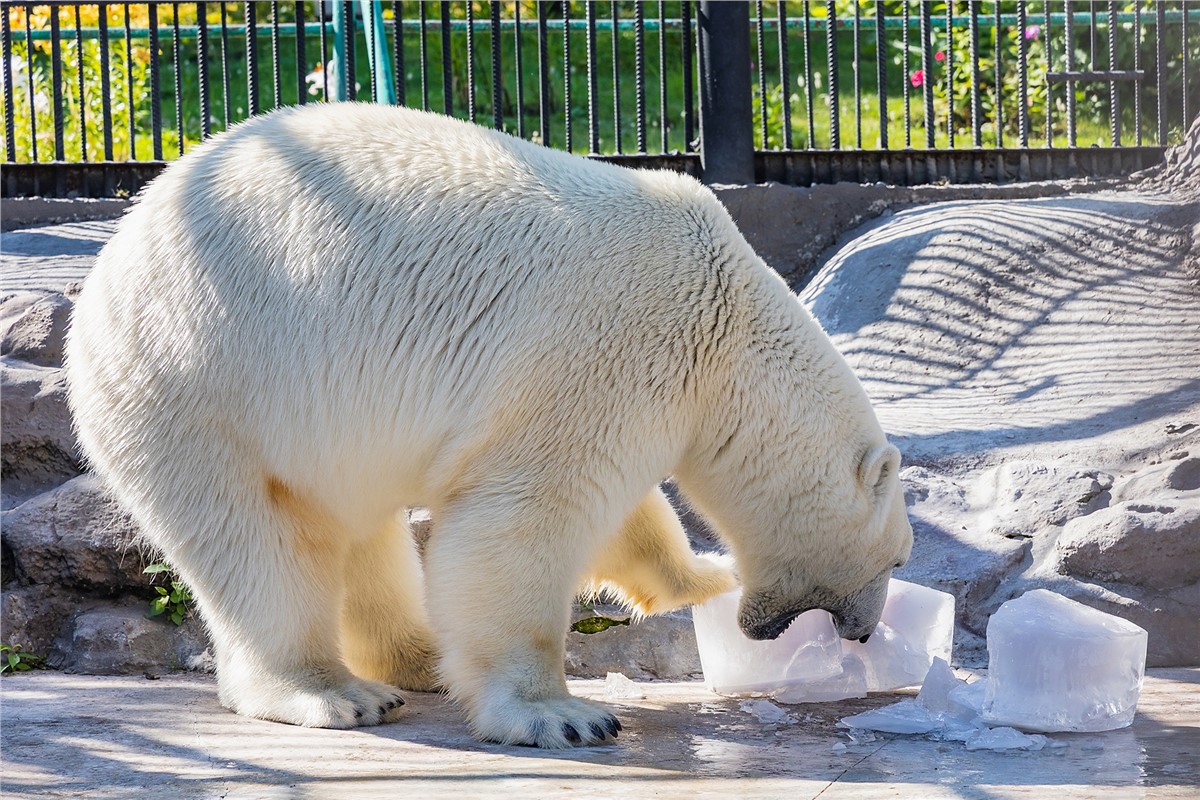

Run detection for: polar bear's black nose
[[858, 634, 871, 644]]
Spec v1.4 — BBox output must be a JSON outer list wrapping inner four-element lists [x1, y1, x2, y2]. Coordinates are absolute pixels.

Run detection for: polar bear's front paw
[[220, 674, 408, 729], [472, 692, 622, 748]]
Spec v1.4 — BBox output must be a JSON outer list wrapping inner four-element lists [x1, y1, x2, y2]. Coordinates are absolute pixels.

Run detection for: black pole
[[697, 1, 753, 184]]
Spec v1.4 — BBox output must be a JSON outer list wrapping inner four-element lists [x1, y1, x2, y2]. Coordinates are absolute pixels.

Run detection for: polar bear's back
[[68, 105, 756, 502]]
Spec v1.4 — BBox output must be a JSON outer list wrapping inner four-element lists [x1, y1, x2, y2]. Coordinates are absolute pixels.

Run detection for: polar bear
[[65, 104, 912, 748]]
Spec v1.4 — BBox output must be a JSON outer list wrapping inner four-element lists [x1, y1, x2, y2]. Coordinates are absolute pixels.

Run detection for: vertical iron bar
[[635, 2, 645, 153], [1133, 0, 1141, 145], [970, 0, 981, 146], [1183, 0, 1190, 125], [756, 0, 767, 149], [198, 3, 210, 137], [611, 1, 621, 152], [319, 0, 329, 100], [492, 0, 502, 128], [74, 4, 87, 160], [683, 0, 694, 150], [395, 1, 406, 106], [1089, 0, 1096, 70], [780, 0, 792, 150], [920, 0, 933, 148], [271, 1, 281, 107], [803, 0, 815, 149], [1107, 0, 1118, 145], [903, 0, 910, 147], [220, 2, 232, 121], [247, 1, 260, 115], [294, 2, 305, 106], [441, 1, 451, 115], [827, 0, 839, 149], [51, 3, 64, 161], [562, 0, 570, 150], [2, 6, 14, 163], [945, 1, 954, 148], [854, 0, 861, 148], [586, 1, 597, 150], [994, 1, 1003, 147], [658, 0, 666, 152], [123, 4, 133, 158], [1154, 0, 1164, 144], [150, 2, 162, 159], [1017, 0, 1029, 147], [467, 0, 476, 121], [365, 0, 377, 102], [173, 4, 183, 154], [537, 0, 548, 144], [343, 0, 356, 101], [515, 0, 524, 136], [875, 1, 886, 149], [1044, 0, 1052, 145], [419, 0, 428, 109], [1066, 0, 1075, 145], [24, 3, 37, 162], [696, 0, 753, 183]]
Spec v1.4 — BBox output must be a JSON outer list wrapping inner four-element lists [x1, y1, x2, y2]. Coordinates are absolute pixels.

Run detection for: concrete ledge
[[2, 198, 130, 232]]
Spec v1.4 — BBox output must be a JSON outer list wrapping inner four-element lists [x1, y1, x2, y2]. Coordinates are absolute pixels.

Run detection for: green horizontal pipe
[[8, 10, 1199, 43]]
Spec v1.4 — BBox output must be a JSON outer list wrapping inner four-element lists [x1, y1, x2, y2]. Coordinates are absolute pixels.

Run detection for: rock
[[0, 359, 81, 498], [0, 292, 72, 367], [566, 607, 702, 680], [1, 474, 149, 594], [973, 460, 1113, 538], [1, 587, 76, 658], [1057, 501, 1200, 590], [57, 602, 211, 675]]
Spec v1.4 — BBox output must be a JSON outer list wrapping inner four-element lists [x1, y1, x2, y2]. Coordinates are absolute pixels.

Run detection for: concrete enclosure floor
[[1, 671, 1197, 799]]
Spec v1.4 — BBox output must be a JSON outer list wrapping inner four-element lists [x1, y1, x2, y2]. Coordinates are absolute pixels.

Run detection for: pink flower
[[1025, 24, 1041, 40], [910, 70, 925, 88], [934, 50, 945, 62]]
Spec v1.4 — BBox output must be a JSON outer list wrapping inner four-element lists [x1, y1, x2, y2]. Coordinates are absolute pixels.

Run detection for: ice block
[[691, 578, 955, 698], [690, 587, 843, 694], [844, 579, 956, 691], [982, 589, 1148, 733]]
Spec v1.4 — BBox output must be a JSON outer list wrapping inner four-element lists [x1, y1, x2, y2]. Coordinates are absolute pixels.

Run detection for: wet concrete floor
[[1, 670, 1196, 799]]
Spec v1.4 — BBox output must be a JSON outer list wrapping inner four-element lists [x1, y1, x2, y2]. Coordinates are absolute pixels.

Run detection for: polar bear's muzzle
[[739, 568, 891, 643]]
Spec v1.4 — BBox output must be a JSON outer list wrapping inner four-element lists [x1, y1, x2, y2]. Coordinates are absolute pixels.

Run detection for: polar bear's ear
[[859, 444, 901, 495]]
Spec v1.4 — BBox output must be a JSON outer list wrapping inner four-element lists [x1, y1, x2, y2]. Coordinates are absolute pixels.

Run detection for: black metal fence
[[2, 2, 1197, 198]]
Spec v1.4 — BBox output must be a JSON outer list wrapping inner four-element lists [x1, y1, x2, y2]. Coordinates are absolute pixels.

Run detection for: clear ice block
[[691, 587, 842, 694], [691, 578, 954, 699], [844, 579, 956, 691], [982, 589, 1148, 733]]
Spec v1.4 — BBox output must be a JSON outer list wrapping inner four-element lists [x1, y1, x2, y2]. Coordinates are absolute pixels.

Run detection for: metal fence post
[[696, 1, 753, 184]]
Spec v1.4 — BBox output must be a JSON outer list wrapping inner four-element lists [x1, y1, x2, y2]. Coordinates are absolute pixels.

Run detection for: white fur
[[65, 104, 910, 747]]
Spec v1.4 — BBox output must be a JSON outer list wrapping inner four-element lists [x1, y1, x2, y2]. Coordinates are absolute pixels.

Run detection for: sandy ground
[[2, 670, 1198, 800]]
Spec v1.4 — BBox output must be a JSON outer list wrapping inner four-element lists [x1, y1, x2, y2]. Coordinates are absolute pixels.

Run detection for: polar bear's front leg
[[423, 495, 622, 748], [582, 487, 737, 616]]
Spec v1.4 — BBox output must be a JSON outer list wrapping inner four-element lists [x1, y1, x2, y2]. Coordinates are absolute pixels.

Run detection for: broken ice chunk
[[691, 588, 842, 694], [839, 699, 942, 735], [843, 579, 956, 691], [603, 672, 646, 700], [948, 678, 987, 719], [916, 657, 963, 715], [965, 726, 1049, 752], [983, 589, 1148, 733], [773, 654, 868, 703], [739, 699, 797, 724]]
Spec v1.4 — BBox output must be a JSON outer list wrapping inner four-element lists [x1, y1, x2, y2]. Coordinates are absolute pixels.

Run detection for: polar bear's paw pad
[[476, 694, 623, 748]]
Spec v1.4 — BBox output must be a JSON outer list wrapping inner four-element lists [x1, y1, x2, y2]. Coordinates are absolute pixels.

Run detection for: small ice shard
[[916, 657, 962, 715], [603, 672, 646, 700], [739, 699, 797, 724], [948, 678, 987, 719], [845, 728, 877, 744], [964, 726, 1048, 752], [842, 579, 956, 692], [983, 589, 1148, 733], [772, 654, 868, 703], [830, 742, 847, 754], [692, 588, 842, 694], [839, 699, 942, 734]]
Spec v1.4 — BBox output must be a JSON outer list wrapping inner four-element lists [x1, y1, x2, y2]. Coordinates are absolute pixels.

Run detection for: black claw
[[610, 715, 623, 733], [354, 709, 363, 719], [605, 716, 621, 737], [562, 723, 581, 744], [378, 705, 387, 716], [590, 722, 606, 741]]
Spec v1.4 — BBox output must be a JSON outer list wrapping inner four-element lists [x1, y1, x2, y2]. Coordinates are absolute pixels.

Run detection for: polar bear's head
[[677, 275, 914, 643]]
